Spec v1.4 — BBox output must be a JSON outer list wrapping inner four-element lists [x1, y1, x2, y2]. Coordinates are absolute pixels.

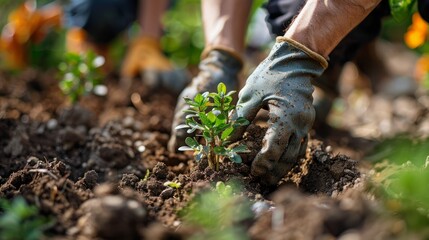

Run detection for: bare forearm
[[284, 0, 382, 58], [138, 0, 169, 39]]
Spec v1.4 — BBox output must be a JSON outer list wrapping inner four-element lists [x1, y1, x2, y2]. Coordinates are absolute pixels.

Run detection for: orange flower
[[404, 13, 428, 49], [415, 54, 429, 81]]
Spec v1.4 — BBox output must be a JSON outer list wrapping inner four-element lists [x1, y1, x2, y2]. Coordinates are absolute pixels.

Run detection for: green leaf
[[207, 111, 217, 123], [187, 128, 197, 134], [229, 153, 243, 163], [224, 96, 233, 105], [199, 112, 211, 126], [389, 0, 416, 22], [216, 181, 226, 193], [234, 117, 250, 126], [189, 122, 204, 130], [226, 90, 236, 97], [221, 127, 234, 140], [203, 131, 213, 142], [195, 152, 204, 162], [215, 114, 227, 126], [178, 146, 194, 151], [214, 146, 227, 155], [232, 145, 249, 153], [183, 109, 198, 114], [185, 137, 199, 148], [194, 93, 204, 104], [175, 124, 190, 130], [217, 82, 227, 95]]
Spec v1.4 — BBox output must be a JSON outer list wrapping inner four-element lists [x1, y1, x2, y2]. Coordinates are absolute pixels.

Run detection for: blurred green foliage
[[0, 197, 51, 240], [366, 136, 429, 165], [367, 136, 429, 235], [58, 51, 105, 103], [389, 0, 417, 22], [162, 0, 267, 68], [161, 0, 203, 68], [181, 181, 253, 240]]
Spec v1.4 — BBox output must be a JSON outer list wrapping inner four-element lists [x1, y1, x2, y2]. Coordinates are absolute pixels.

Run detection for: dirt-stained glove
[[168, 49, 243, 152], [229, 37, 328, 186], [0, 2, 62, 69]]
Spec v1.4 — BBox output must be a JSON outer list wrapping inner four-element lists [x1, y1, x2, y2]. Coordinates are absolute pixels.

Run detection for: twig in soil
[[29, 169, 59, 180], [131, 92, 149, 115]]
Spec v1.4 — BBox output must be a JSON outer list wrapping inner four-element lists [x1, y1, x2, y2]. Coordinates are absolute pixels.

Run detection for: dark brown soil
[[0, 68, 421, 239]]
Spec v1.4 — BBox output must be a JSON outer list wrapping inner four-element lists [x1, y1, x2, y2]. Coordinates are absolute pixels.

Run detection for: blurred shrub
[[181, 181, 253, 240], [161, 0, 203, 68], [367, 136, 429, 234], [0, 197, 51, 240]]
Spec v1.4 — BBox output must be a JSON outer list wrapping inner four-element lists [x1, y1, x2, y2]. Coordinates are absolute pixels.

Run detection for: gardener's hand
[[230, 37, 328, 186], [120, 36, 189, 94], [168, 49, 243, 152]]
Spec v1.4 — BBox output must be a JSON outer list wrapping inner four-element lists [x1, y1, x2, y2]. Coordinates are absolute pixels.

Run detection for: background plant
[[367, 137, 429, 235], [0, 197, 51, 240], [181, 181, 252, 240], [177, 82, 249, 171], [58, 51, 105, 104]]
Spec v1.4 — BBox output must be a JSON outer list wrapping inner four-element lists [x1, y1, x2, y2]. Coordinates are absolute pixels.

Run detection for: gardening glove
[[168, 48, 243, 152], [120, 36, 190, 94], [0, 2, 62, 69], [229, 37, 328, 186]]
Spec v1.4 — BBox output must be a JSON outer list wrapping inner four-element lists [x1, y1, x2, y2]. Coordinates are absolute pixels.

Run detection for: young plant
[[180, 181, 252, 240], [177, 82, 249, 171], [163, 180, 182, 189], [0, 197, 51, 240], [58, 51, 105, 103]]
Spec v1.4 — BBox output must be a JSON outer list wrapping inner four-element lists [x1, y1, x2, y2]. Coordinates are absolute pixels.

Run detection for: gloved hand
[[0, 2, 62, 69], [121, 36, 173, 78], [168, 49, 243, 152], [120, 36, 190, 94], [229, 37, 328, 186]]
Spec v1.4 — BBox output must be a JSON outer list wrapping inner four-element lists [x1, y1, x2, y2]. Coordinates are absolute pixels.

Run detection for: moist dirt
[[0, 68, 424, 239]]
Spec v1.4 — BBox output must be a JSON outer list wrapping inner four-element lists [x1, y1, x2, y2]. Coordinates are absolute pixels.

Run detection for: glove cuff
[[201, 45, 243, 67], [276, 36, 328, 69]]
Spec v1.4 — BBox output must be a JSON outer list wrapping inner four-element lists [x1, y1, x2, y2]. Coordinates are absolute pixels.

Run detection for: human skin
[[138, 0, 169, 40], [201, 0, 252, 57], [284, 0, 383, 59]]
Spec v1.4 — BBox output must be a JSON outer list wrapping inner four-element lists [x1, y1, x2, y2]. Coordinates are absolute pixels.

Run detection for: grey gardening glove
[[168, 49, 243, 152], [230, 37, 328, 186]]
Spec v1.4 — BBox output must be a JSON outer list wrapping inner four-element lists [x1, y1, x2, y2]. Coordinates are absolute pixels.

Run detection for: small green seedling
[[177, 82, 249, 170], [141, 169, 150, 182], [0, 197, 51, 240], [215, 181, 232, 198], [58, 51, 105, 103], [163, 180, 182, 189], [180, 181, 252, 240]]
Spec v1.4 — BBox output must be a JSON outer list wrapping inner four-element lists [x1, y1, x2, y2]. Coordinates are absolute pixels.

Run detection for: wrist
[[284, 0, 381, 58]]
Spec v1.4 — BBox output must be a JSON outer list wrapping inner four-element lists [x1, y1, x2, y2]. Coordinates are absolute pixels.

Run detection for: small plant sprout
[[163, 180, 182, 189], [141, 169, 150, 183], [58, 51, 106, 103], [177, 82, 249, 171], [215, 181, 232, 198]]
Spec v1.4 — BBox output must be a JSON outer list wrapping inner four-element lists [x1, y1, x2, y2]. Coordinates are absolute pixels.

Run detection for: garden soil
[[1, 67, 428, 239]]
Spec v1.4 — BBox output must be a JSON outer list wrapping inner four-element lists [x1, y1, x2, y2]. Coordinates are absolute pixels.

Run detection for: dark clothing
[[64, 0, 138, 44]]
